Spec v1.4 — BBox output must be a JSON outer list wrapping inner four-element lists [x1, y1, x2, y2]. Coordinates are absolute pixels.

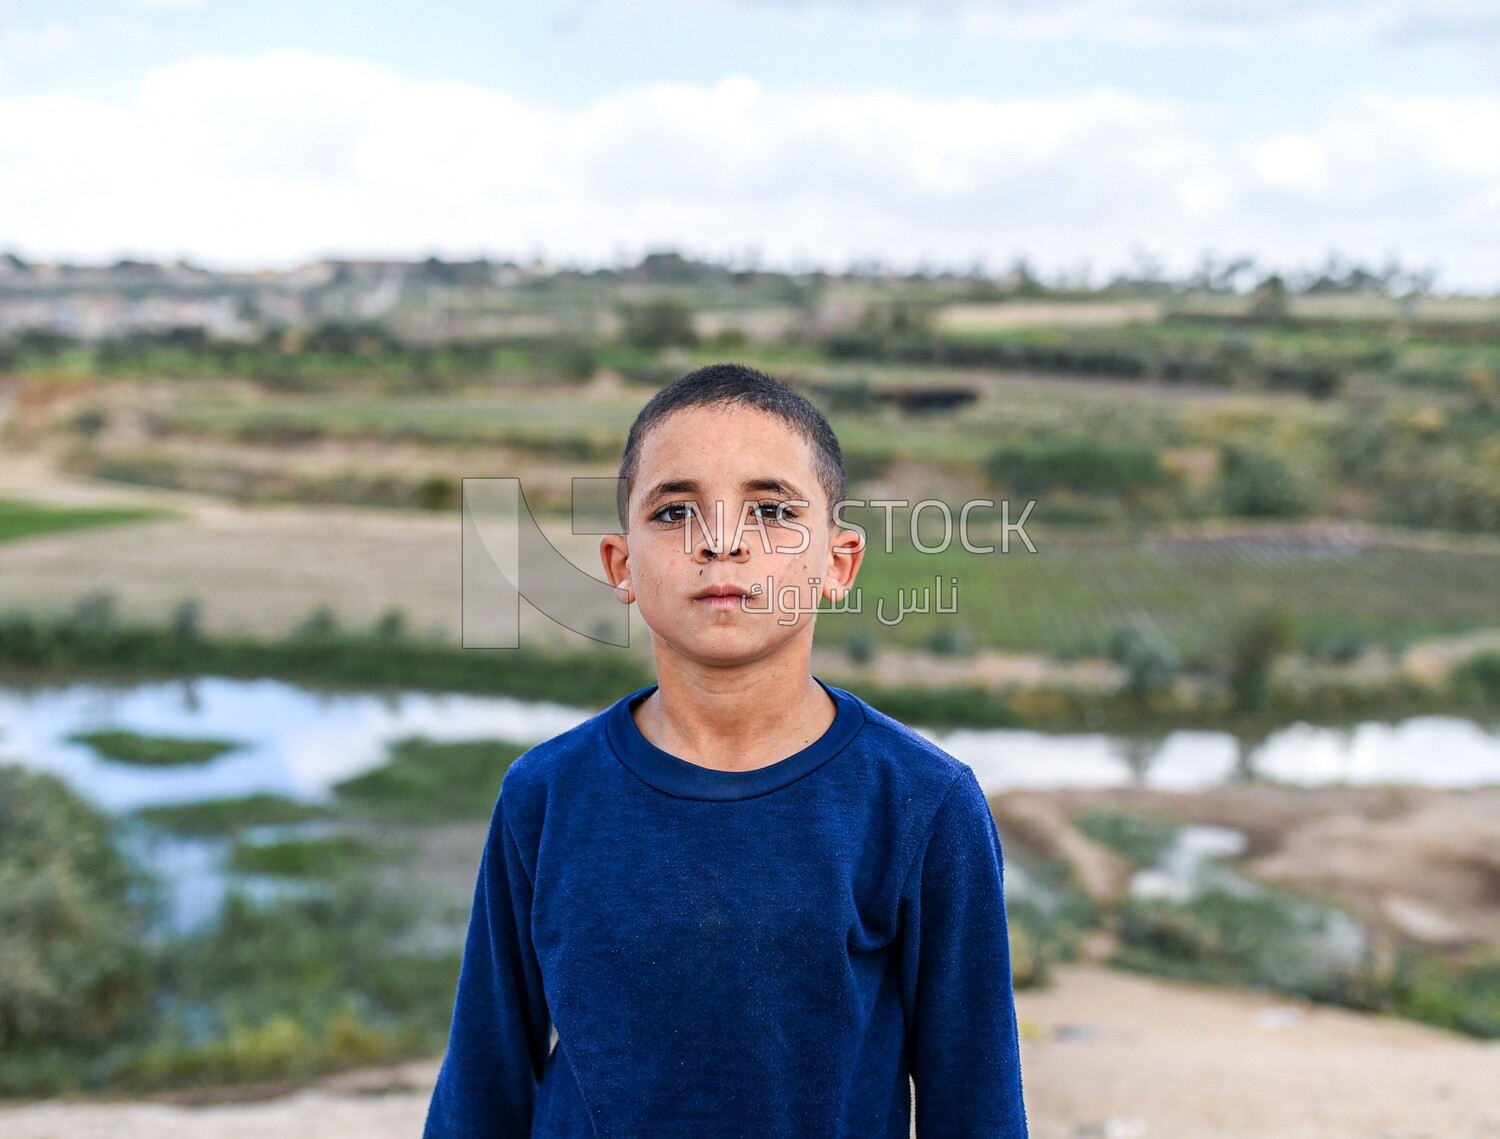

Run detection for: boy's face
[[599, 404, 863, 669]]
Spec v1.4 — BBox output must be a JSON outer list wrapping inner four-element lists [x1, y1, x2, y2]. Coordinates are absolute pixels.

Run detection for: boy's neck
[[631, 664, 836, 774]]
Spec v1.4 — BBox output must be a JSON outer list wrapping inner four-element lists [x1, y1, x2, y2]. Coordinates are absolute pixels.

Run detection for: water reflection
[[919, 716, 1500, 794], [2, 678, 1498, 808], [3, 675, 1499, 935]]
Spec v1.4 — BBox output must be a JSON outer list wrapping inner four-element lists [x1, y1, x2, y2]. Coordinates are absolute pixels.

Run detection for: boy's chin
[[652, 625, 811, 663]]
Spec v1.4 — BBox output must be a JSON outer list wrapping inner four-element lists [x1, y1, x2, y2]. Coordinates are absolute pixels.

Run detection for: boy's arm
[[898, 767, 1030, 1138], [423, 786, 552, 1139]]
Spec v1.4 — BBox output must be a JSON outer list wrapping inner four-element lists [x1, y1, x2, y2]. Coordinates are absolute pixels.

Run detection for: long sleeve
[[898, 767, 1030, 1138], [423, 787, 553, 1139]]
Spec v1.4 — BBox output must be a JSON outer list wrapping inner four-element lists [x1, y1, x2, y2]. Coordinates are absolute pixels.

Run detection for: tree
[[618, 299, 698, 350], [1227, 605, 1295, 712], [1106, 620, 1181, 705], [1248, 275, 1289, 324]]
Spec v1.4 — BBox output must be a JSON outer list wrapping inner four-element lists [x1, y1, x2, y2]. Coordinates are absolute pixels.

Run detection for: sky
[[0, 0, 1496, 290]]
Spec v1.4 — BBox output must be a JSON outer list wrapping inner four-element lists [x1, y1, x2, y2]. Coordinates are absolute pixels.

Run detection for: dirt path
[[1015, 963, 1500, 1139], [2, 963, 1495, 1139]]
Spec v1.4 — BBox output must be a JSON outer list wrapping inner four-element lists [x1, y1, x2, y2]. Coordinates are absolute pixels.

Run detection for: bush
[[924, 625, 975, 657], [1453, 650, 1500, 702], [1227, 605, 1295, 712], [1376, 452, 1500, 534], [171, 597, 204, 642], [1002, 855, 1100, 984], [1113, 883, 1378, 1007], [1304, 627, 1369, 665], [0, 766, 156, 1055], [334, 736, 527, 821], [844, 631, 879, 666], [1217, 443, 1315, 518], [1390, 945, 1500, 1038], [293, 604, 340, 639], [821, 378, 877, 413], [1105, 621, 1180, 704], [986, 439, 1164, 497], [841, 447, 896, 483], [133, 794, 330, 836], [1074, 809, 1178, 868], [618, 299, 698, 350], [373, 606, 408, 640], [228, 835, 379, 878]]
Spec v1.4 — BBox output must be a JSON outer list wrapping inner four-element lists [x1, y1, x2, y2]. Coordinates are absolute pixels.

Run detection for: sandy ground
[[2, 962, 1496, 1139], [1013, 785, 1500, 950]]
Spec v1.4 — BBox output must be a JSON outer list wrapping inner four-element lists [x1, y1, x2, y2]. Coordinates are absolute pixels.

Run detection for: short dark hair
[[616, 362, 846, 531]]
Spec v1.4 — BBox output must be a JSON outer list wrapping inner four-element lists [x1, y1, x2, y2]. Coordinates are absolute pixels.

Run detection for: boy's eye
[[649, 501, 798, 525], [753, 501, 798, 523], [649, 503, 693, 525]]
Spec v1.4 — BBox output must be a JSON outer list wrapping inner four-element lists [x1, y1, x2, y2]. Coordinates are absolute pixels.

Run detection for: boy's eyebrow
[[640, 476, 807, 511]]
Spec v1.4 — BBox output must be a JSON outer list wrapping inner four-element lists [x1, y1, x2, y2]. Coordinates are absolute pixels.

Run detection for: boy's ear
[[599, 533, 632, 599], [822, 526, 864, 599]]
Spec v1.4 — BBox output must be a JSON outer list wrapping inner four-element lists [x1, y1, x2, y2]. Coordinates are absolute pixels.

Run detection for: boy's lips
[[693, 584, 751, 599], [693, 583, 753, 610]]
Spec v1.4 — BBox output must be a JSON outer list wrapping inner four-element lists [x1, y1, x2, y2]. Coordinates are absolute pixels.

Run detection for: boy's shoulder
[[499, 700, 614, 802], [835, 685, 976, 803], [494, 684, 979, 831]]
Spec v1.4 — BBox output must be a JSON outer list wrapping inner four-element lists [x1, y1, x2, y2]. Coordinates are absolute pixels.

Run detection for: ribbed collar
[[605, 676, 866, 801]]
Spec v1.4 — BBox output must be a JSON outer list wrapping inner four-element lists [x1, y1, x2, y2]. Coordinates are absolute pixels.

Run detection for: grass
[[1002, 853, 1101, 988], [67, 729, 244, 766], [1391, 945, 1500, 1038], [836, 523, 1500, 659], [0, 606, 656, 707], [1074, 808, 1182, 867], [333, 735, 528, 821], [114, 882, 463, 1095], [228, 834, 382, 878], [0, 762, 462, 1097], [1106, 881, 1500, 1040], [132, 794, 331, 835], [1111, 880, 1384, 1010], [0, 496, 171, 545]]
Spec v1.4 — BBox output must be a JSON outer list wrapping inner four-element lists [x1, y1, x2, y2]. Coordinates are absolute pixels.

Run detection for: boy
[[424, 364, 1030, 1138]]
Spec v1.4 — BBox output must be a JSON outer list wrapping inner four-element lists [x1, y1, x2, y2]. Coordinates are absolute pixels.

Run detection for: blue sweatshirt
[[423, 676, 1030, 1138]]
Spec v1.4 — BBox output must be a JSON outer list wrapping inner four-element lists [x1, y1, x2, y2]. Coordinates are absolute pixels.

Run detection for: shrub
[[1226, 605, 1296, 712], [986, 439, 1164, 497], [844, 631, 879, 666], [821, 378, 877, 413], [133, 794, 330, 836], [1453, 650, 1500, 702], [1104, 621, 1181, 704], [293, 604, 340, 639], [618, 299, 698, 350], [1074, 809, 1179, 868], [171, 597, 204, 642], [0, 766, 156, 1055], [334, 736, 527, 821], [924, 625, 975, 657], [1217, 443, 1315, 518], [228, 835, 379, 878]]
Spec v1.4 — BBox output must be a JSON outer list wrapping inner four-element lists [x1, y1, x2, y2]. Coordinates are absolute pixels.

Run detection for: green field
[[837, 523, 1500, 658], [0, 497, 169, 545]]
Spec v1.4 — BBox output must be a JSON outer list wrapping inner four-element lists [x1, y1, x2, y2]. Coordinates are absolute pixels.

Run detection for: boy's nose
[[697, 539, 747, 561]]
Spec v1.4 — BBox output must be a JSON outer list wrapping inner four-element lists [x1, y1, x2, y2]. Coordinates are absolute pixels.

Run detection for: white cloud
[[0, 48, 1495, 288], [718, 0, 1500, 44]]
